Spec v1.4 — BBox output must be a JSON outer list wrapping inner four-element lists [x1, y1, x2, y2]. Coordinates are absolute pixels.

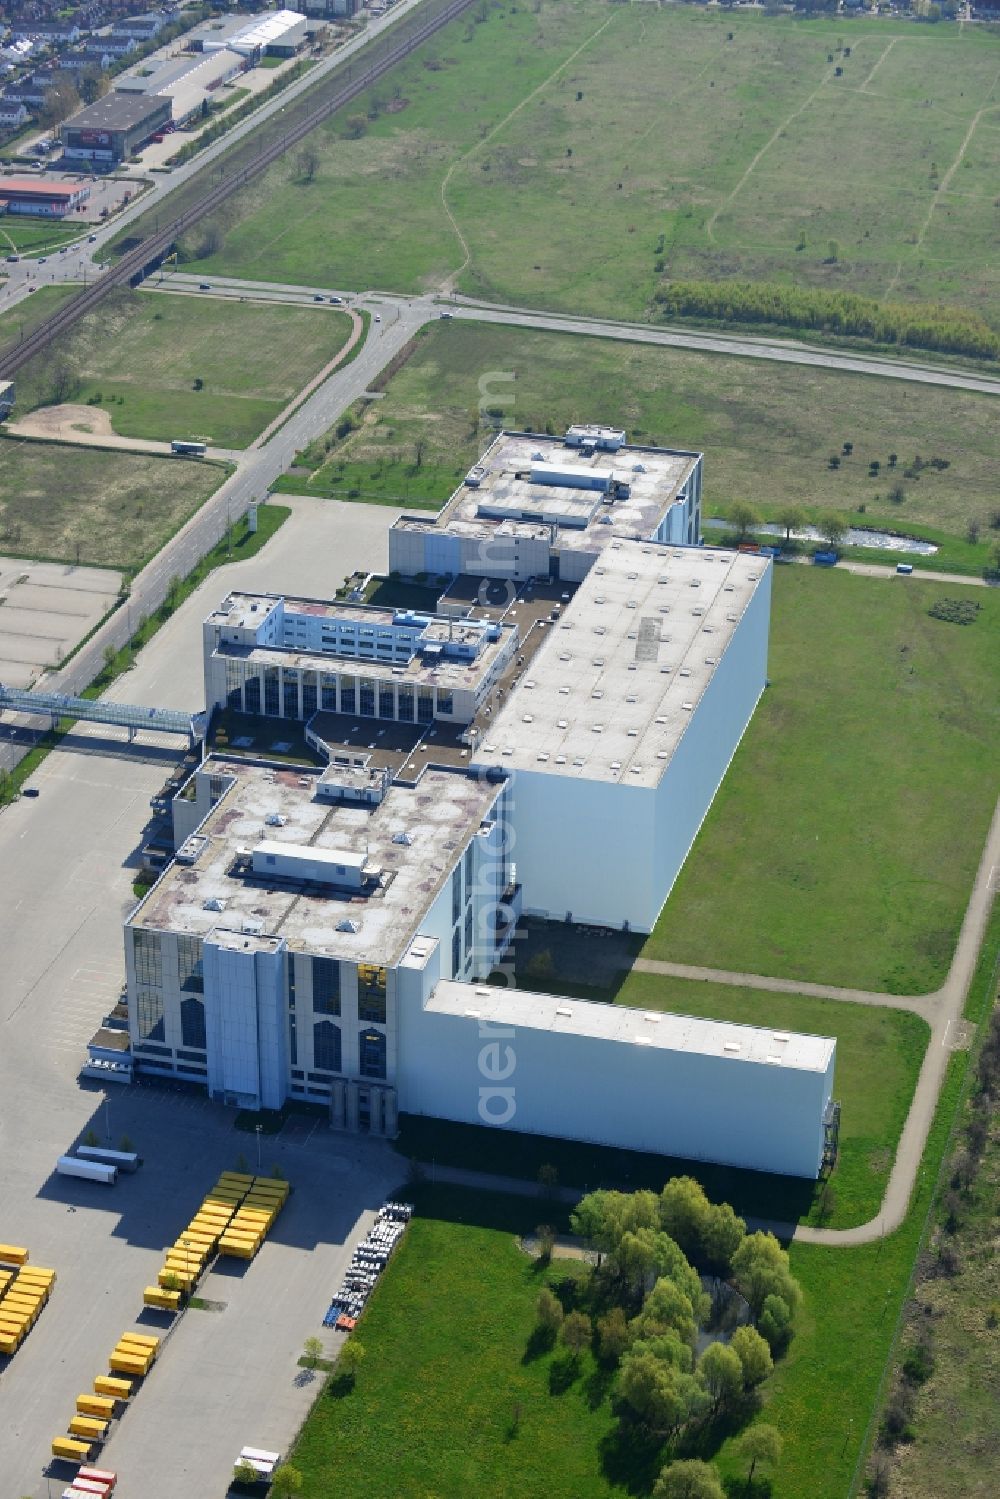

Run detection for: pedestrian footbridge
[[0, 684, 205, 744]]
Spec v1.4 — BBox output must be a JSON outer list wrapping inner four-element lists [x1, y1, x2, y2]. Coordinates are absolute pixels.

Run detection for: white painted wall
[[508, 769, 656, 930], [398, 998, 833, 1178], [651, 561, 772, 925]]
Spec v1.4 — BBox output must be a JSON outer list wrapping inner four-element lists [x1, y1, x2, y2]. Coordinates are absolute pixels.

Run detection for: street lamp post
[[103, 1098, 111, 1142], [255, 1122, 262, 1171]]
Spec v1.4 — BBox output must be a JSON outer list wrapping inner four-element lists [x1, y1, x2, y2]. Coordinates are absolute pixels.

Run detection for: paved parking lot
[[0, 556, 122, 688], [0, 498, 406, 1497]]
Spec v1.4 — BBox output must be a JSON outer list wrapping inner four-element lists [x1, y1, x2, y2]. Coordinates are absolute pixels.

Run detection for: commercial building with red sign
[[61, 92, 171, 164]]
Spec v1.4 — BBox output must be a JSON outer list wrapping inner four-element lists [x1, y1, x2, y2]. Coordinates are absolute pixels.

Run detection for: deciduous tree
[[728, 500, 760, 541], [652, 1458, 726, 1499], [536, 1286, 563, 1334], [736, 1424, 783, 1490], [697, 1340, 744, 1410], [729, 1325, 773, 1388]]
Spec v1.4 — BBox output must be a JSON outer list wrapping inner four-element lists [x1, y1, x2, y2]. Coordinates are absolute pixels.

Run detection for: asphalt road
[[0, 497, 407, 1499]]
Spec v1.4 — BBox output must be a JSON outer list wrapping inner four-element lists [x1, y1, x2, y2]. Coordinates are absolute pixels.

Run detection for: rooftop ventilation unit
[[337, 918, 359, 934], [392, 831, 413, 846], [176, 835, 208, 866], [723, 1040, 741, 1054], [265, 813, 287, 827], [203, 897, 227, 912], [241, 918, 264, 937], [555, 1007, 573, 1018]]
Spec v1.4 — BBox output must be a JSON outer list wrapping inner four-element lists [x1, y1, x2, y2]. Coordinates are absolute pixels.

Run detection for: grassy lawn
[[277, 320, 1000, 539], [0, 283, 75, 346], [0, 220, 80, 255], [645, 567, 1000, 995], [613, 974, 927, 1231], [193, 4, 1000, 332], [0, 436, 227, 568], [13, 288, 354, 449], [291, 1055, 966, 1499]]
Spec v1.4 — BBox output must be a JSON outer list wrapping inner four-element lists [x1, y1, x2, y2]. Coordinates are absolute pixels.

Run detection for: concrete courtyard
[[0, 498, 406, 1498], [0, 556, 122, 688]]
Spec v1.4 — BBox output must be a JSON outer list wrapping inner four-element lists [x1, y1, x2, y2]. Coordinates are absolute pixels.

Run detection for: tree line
[[653, 280, 1000, 362]]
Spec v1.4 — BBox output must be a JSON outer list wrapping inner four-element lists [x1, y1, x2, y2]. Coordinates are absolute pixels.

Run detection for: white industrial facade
[[118, 425, 838, 1179], [399, 983, 835, 1180]]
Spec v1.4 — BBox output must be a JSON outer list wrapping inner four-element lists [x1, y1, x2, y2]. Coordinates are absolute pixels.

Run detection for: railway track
[[0, 0, 476, 378]]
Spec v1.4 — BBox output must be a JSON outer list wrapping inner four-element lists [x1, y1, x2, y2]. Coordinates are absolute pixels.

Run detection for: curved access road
[[780, 795, 998, 1246]]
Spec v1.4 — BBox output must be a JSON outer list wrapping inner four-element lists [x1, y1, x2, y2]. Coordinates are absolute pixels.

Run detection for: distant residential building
[[13, 21, 83, 45], [112, 12, 167, 41], [0, 99, 29, 127], [102, 32, 138, 57], [77, 47, 113, 71]]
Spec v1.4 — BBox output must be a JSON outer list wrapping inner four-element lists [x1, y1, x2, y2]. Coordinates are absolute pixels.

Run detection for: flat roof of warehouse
[[472, 539, 769, 789], [429, 981, 835, 1073], [64, 92, 171, 130]]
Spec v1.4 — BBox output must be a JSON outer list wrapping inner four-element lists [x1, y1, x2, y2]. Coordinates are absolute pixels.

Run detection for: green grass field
[[195, 3, 1000, 332], [13, 288, 354, 449], [645, 567, 1000, 995], [279, 320, 1000, 537], [0, 436, 227, 568], [289, 1059, 965, 1499], [0, 220, 80, 255], [0, 283, 75, 348], [879, 934, 1000, 1498], [613, 974, 926, 1231]]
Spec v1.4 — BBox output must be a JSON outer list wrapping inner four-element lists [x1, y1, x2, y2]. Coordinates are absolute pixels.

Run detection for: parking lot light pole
[[104, 1098, 111, 1142], [255, 1122, 262, 1170]]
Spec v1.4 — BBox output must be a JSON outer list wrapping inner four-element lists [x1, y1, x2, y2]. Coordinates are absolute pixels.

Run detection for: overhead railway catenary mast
[[0, 0, 478, 379]]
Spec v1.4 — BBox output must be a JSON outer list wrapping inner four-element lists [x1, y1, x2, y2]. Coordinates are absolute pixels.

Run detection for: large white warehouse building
[[472, 539, 771, 932], [117, 425, 837, 1179]]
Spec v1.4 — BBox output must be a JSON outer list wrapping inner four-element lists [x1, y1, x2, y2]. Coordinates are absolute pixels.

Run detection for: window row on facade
[[224, 662, 455, 722]]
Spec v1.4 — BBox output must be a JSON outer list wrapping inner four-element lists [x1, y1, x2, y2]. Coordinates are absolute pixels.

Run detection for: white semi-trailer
[[77, 1146, 141, 1173], [56, 1155, 117, 1185]]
